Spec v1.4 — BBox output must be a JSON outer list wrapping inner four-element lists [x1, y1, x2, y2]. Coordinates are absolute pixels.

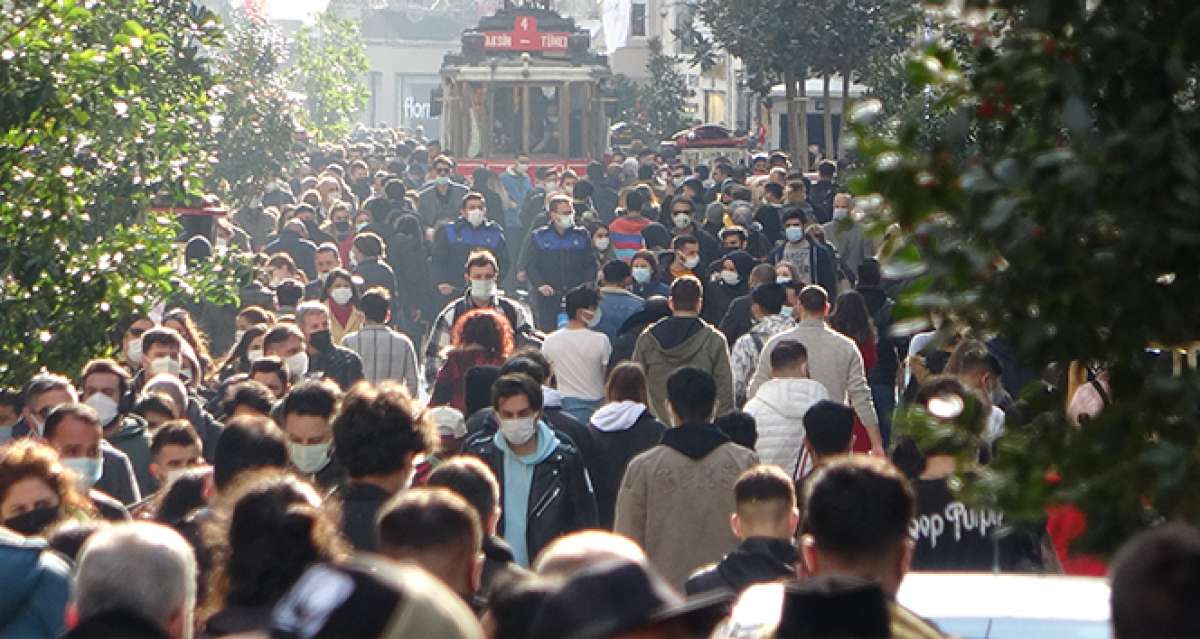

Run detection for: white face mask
[[680, 254, 700, 270], [594, 237, 610, 251], [234, 329, 245, 345], [833, 207, 850, 221], [286, 352, 309, 381], [554, 213, 575, 230], [720, 270, 741, 286], [785, 226, 805, 242], [584, 308, 603, 328], [356, 221, 369, 232], [673, 213, 692, 229], [466, 208, 486, 227], [499, 416, 538, 446], [288, 440, 333, 474], [631, 266, 652, 284], [543, 181, 558, 192], [84, 392, 119, 427], [125, 339, 143, 366], [330, 287, 354, 305], [776, 275, 793, 285], [63, 456, 103, 490], [781, 306, 795, 318], [248, 348, 264, 362], [470, 278, 497, 300], [149, 357, 182, 378]]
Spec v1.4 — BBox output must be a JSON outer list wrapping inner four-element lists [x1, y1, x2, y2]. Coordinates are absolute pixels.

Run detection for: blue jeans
[[870, 382, 897, 446], [561, 397, 601, 425]]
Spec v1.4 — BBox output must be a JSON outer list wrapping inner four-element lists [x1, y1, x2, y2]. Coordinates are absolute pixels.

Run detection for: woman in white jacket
[[744, 339, 829, 477]]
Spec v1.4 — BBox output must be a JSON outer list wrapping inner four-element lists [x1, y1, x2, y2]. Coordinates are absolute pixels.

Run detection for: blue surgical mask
[[785, 226, 805, 242], [63, 456, 104, 490], [632, 266, 652, 284], [781, 306, 794, 318]]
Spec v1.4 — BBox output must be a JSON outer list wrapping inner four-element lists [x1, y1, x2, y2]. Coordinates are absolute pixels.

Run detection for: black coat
[[463, 406, 593, 470], [592, 183, 620, 223], [718, 294, 754, 347], [685, 537, 800, 596], [331, 481, 391, 552], [587, 408, 666, 529], [385, 231, 435, 325], [463, 432, 598, 563], [265, 229, 318, 280], [310, 344, 365, 391]]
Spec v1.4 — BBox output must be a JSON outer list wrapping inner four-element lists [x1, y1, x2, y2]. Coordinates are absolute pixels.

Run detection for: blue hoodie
[[494, 420, 559, 566], [0, 529, 71, 638]]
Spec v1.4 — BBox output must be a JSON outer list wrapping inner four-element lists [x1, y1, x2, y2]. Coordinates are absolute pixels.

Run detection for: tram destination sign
[[483, 16, 569, 52]]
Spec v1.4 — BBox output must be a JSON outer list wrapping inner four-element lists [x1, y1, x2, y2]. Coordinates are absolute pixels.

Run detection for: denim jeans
[[870, 382, 897, 446], [560, 397, 601, 425]]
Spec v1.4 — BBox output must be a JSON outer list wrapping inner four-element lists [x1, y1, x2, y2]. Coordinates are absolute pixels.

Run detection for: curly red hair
[[450, 308, 515, 360]]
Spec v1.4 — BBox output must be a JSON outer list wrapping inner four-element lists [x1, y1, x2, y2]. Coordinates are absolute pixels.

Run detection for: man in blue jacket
[[520, 194, 597, 330], [431, 192, 509, 303], [594, 260, 644, 344]]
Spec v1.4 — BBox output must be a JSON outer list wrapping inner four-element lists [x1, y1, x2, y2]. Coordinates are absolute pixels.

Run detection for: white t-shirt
[[542, 327, 612, 401]]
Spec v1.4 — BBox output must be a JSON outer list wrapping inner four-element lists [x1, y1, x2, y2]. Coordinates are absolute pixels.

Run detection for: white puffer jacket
[[744, 378, 830, 475]]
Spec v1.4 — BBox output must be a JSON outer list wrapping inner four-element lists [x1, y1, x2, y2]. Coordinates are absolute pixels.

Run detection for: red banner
[[483, 16, 570, 52]]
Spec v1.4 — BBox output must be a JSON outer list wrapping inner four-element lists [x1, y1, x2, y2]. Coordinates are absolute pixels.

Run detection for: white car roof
[[897, 573, 1110, 622]]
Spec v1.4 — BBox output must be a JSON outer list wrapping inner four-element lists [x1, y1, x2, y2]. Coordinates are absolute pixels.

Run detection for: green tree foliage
[[290, 11, 370, 143], [851, 1, 1200, 553], [0, 0, 251, 387], [635, 37, 690, 142], [208, 14, 302, 205]]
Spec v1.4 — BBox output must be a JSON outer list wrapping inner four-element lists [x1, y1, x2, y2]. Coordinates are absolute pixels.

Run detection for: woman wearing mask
[[629, 249, 670, 299], [321, 269, 364, 344], [829, 290, 878, 454], [216, 325, 269, 382], [202, 472, 347, 636], [118, 314, 156, 372], [588, 223, 616, 270], [320, 201, 356, 263], [430, 308, 515, 413], [163, 308, 214, 384], [0, 439, 98, 537], [702, 250, 756, 325], [585, 363, 667, 528]]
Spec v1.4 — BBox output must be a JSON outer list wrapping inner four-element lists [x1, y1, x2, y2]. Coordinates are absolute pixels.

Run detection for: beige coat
[[748, 318, 879, 430], [614, 429, 759, 588]]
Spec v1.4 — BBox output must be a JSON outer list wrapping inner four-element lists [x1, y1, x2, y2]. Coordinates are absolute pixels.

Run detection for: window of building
[[631, 1, 646, 37]]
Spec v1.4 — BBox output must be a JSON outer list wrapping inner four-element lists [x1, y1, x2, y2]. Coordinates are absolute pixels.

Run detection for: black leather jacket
[[463, 433, 598, 563]]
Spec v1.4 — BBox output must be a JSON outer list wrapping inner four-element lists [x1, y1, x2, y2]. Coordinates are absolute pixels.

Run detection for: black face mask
[[5, 505, 60, 537], [334, 220, 351, 233], [310, 329, 334, 352]]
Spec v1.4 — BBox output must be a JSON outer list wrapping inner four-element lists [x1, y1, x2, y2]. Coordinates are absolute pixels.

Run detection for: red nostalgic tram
[[435, 1, 613, 176]]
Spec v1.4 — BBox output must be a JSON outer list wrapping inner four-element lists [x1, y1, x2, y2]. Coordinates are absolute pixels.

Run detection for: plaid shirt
[[731, 314, 796, 405], [421, 293, 533, 385]]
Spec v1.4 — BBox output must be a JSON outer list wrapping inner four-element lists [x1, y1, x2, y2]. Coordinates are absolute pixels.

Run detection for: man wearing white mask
[[81, 359, 155, 496], [417, 155, 469, 229], [118, 315, 155, 372], [42, 402, 138, 514], [263, 324, 311, 385], [821, 193, 874, 285], [462, 373, 597, 566], [278, 380, 346, 490], [520, 194, 598, 330], [541, 284, 611, 424], [432, 192, 509, 301], [422, 250, 534, 388]]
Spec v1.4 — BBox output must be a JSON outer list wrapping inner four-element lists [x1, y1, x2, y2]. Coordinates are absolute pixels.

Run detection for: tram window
[[530, 85, 560, 155], [569, 84, 586, 158], [492, 86, 523, 156]]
